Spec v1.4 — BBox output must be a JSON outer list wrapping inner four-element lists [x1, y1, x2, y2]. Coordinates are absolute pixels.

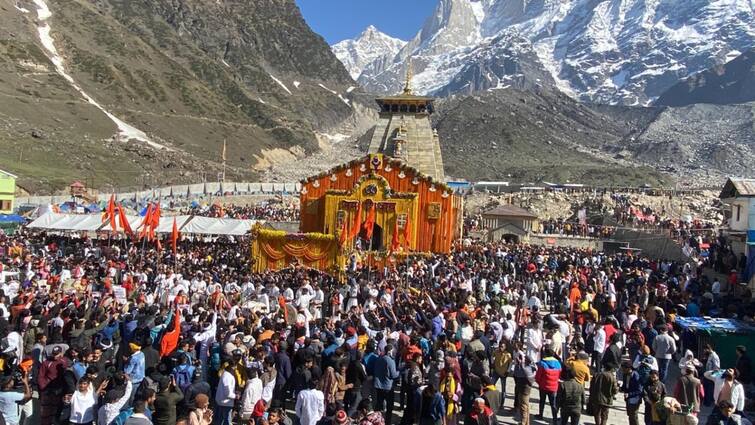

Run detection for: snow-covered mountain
[[331, 25, 406, 80], [336, 0, 755, 105]]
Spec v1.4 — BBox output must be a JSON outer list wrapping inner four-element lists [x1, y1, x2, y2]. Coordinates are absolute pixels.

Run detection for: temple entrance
[[359, 224, 383, 251], [500, 234, 519, 243]]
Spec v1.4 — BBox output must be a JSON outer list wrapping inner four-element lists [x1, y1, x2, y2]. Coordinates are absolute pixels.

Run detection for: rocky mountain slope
[[331, 26, 406, 81], [337, 0, 755, 105], [1, 0, 359, 192], [430, 88, 670, 186], [656, 48, 755, 107]]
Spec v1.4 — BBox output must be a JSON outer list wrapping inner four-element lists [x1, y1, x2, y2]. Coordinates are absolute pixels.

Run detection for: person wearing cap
[[124, 342, 145, 401], [38, 344, 69, 425], [373, 344, 399, 425], [467, 397, 497, 425], [674, 361, 704, 415]]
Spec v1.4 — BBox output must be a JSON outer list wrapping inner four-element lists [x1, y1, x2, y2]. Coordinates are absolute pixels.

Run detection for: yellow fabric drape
[[260, 240, 334, 263]]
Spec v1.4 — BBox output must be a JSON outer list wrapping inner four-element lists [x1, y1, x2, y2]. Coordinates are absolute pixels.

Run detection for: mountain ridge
[[335, 0, 755, 105]]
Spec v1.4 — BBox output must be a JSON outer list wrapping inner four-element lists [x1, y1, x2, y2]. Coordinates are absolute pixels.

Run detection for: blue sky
[[296, 0, 438, 44]]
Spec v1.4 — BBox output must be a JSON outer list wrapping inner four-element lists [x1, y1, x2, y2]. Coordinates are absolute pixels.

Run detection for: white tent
[[179, 216, 257, 235], [27, 212, 259, 236]]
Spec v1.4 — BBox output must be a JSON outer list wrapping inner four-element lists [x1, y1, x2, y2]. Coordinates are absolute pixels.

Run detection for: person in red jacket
[[535, 348, 562, 423]]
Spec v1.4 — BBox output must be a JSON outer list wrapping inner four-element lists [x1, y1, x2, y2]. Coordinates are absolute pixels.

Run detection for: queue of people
[[0, 222, 752, 425]]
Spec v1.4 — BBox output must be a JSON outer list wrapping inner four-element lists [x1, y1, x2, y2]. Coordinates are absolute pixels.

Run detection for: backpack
[[110, 407, 133, 425], [637, 358, 653, 386], [173, 364, 195, 392]]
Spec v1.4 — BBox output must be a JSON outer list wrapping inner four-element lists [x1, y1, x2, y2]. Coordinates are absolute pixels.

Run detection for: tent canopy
[[26, 212, 261, 235]]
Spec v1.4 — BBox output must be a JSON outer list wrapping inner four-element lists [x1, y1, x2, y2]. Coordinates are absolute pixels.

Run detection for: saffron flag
[[117, 203, 133, 236], [107, 194, 116, 231], [403, 218, 412, 249], [338, 218, 348, 247], [171, 217, 179, 254], [150, 203, 161, 241], [390, 218, 400, 252], [139, 203, 153, 240], [349, 201, 363, 240], [363, 202, 376, 240]]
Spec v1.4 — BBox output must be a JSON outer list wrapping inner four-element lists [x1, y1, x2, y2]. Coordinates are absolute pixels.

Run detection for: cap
[[335, 410, 349, 425]]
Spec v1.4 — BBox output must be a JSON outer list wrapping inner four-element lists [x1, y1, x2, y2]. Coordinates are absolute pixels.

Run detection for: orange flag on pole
[[349, 201, 363, 240], [150, 203, 161, 241], [107, 194, 116, 231], [338, 218, 348, 247], [403, 218, 412, 249], [139, 203, 153, 240], [390, 218, 400, 252], [117, 203, 133, 236], [363, 202, 376, 240], [171, 217, 179, 254]]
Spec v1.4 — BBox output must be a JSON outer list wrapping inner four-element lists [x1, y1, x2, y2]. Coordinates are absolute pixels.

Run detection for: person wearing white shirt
[[69, 377, 107, 424], [97, 380, 132, 425], [704, 369, 745, 412], [240, 371, 263, 421], [295, 382, 325, 425], [592, 324, 606, 370], [215, 369, 236, 425]]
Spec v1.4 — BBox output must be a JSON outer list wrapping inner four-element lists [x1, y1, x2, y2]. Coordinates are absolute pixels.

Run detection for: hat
[[129, 343, 141, 352], [334, 410, 349, 425]]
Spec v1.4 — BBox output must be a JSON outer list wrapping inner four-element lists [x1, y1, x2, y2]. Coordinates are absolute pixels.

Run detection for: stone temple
[[367, 73, 446, 182]]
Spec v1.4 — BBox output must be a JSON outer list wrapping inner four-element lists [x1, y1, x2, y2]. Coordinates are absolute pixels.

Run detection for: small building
[[719, 177, 755, 257], [481, 204, 539, 243], [0, 169, 17, 213]]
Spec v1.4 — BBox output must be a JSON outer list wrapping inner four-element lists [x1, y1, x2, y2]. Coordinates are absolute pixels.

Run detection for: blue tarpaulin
[[675, 316, 755, 334], [0, 214, 25, 223]]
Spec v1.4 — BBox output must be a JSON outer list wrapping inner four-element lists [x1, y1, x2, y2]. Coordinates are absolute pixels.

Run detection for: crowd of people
[[538, 220, 616, 239], [185, 202, 300, 222], [0, 219, 752, 425]]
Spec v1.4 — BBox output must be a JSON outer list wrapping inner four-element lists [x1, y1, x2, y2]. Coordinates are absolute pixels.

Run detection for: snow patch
[[257, 98, 267, 105], [293, 80, 301, 89], [269, 74, 292, 95], [317, 83, 337, 95], [346, 86, 355, 93], [14, 3, 30, 13], [338, 94, 351, 107], [221, 59, 230, 67], [321, 133, 349, 143], [31, 0, 165, 149]]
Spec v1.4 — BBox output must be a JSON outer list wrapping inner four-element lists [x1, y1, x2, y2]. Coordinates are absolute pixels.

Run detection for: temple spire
[[402, 60, 413, 95]]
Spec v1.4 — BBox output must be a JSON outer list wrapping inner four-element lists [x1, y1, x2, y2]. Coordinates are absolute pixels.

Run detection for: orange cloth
[[159, 308, 181, 357]]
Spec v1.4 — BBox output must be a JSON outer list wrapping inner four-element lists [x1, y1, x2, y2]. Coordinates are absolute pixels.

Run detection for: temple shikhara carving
[[251, 72, 461, 274]]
